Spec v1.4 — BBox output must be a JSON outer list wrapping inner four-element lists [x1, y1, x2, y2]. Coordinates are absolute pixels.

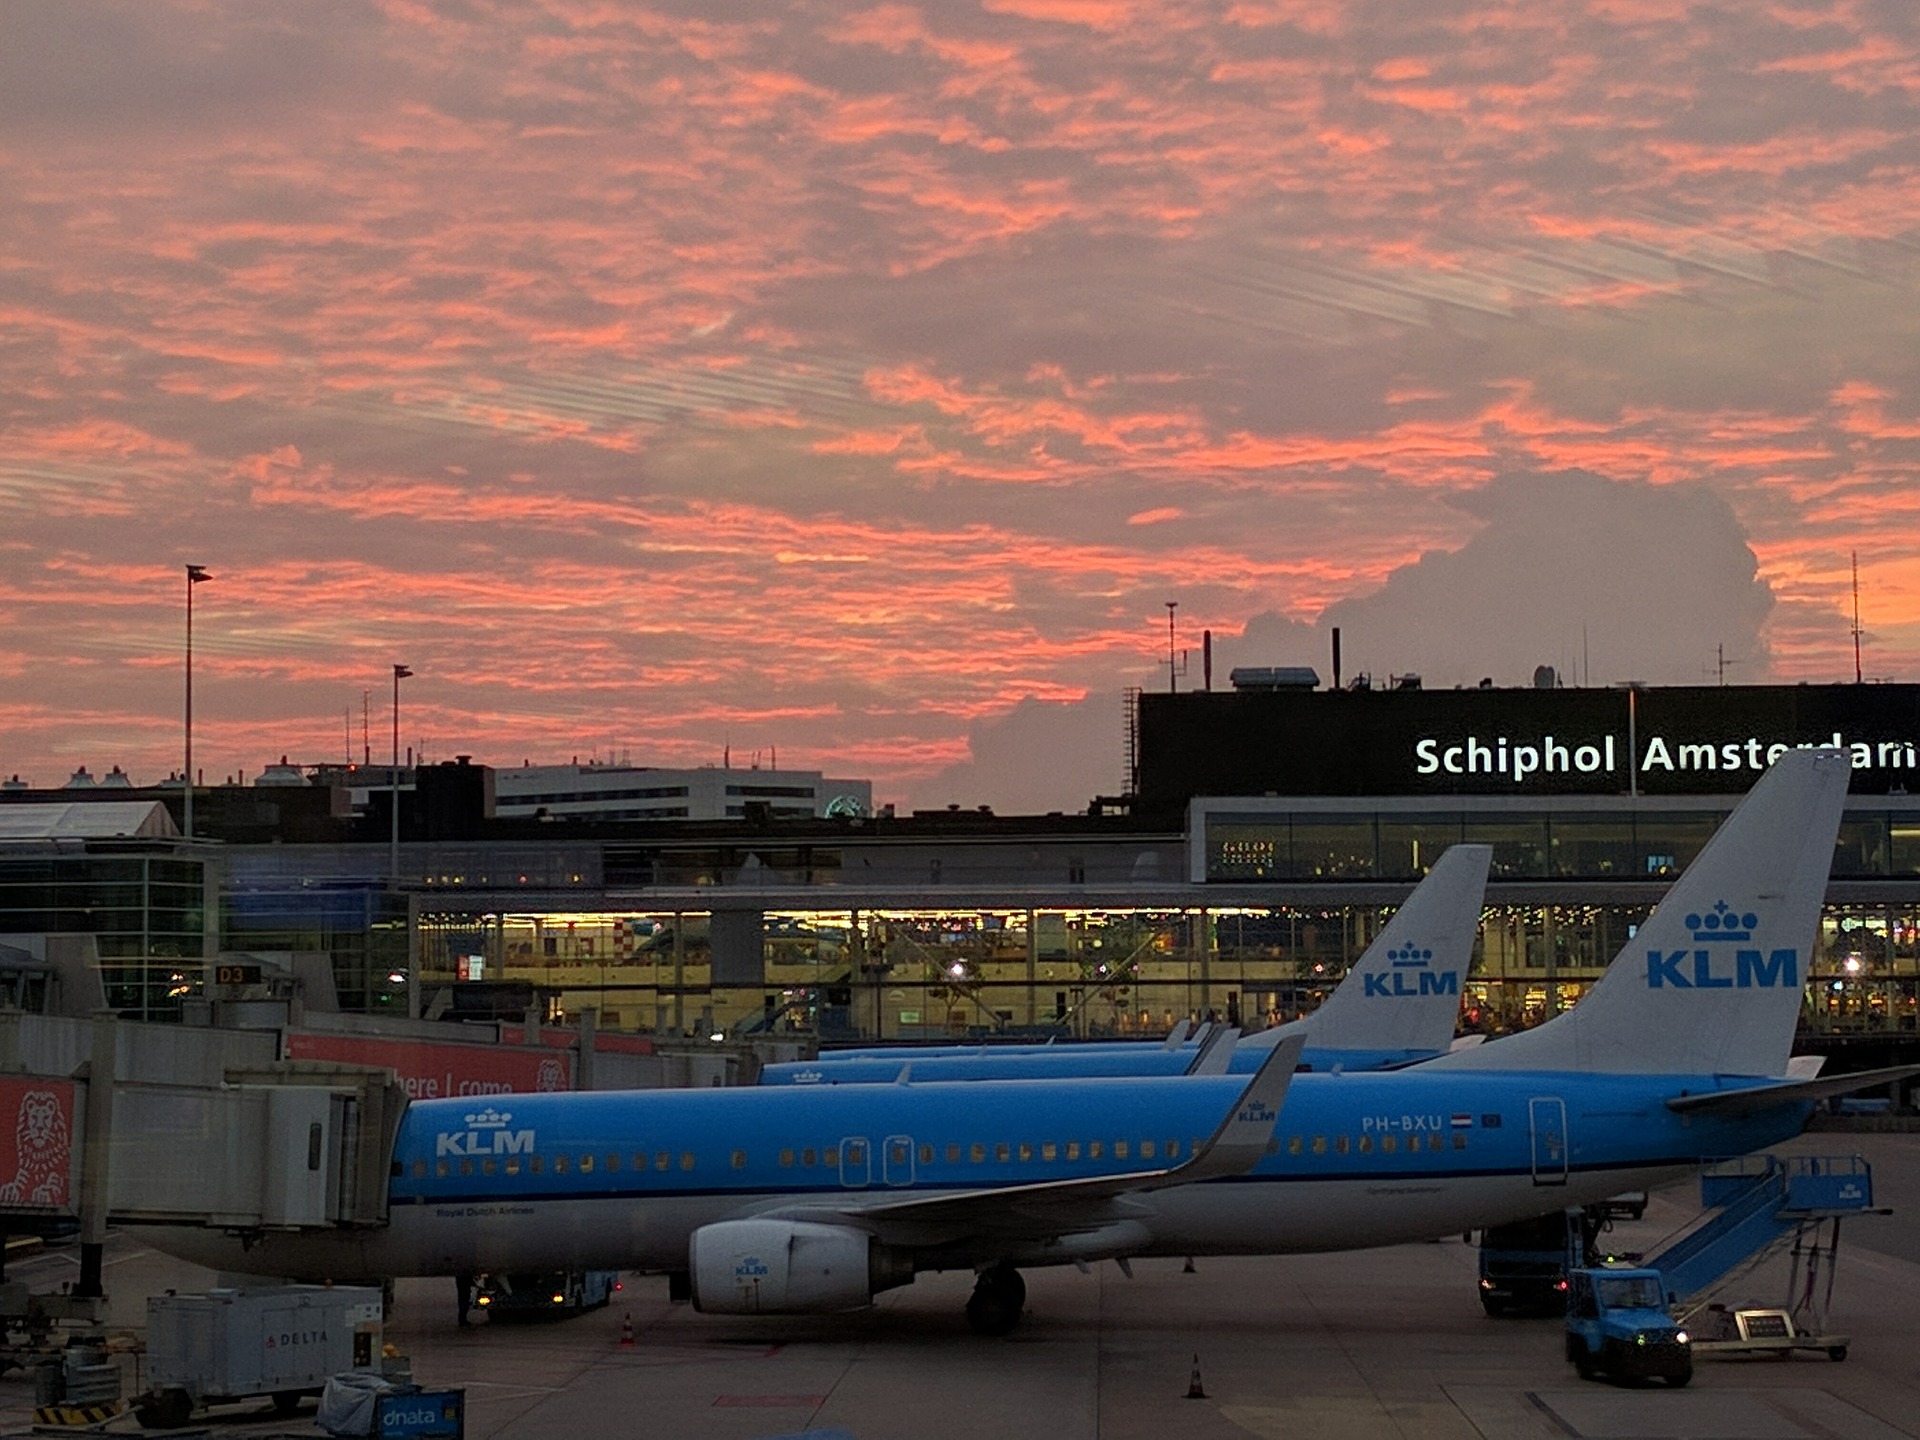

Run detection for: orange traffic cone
[[618, 1311, 636, 1348], [1185, 1354, 1207, 1400]]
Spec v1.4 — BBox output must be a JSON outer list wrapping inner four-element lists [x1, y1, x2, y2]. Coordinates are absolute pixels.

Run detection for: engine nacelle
[[689, 1219, 909, 1314]]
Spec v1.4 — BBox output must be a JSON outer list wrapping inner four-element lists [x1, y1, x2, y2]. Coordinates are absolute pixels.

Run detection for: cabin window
[[1041, 1143, 1057, 1161], [1335, 1136, 1349, 1156], [802, 1147, 817, 1167], [1114, 1140, 1129, 1160], [1453, 1134, 1467, 1150], [1264, 1139, 1278, 1155], [946, 1144, 961, 1164], [1018, 1143, 1033, 1162], [459, 1159, 474, 1177], [971, 1143, 986, 1163], [1166, 1140, 1181, 1159], [435, 1159, 450, 1178], [504, 1157, 521, 1175], [1089, 1140, 1103, 1160], [1427, 1134, 1443, 1153], [654, 1152, 670, 1171], [530, 1156, 545, 1174], [606, 1154, 620, 1171], [1286, 1136, 1301, 1156], [779, 1149, 795, 1168], [731, 1150, 747, 1169], [919, 1144, 933, 1164], [481, 1159, 497, 1176], [1066, 1142, 1080, 1161], [554, 1155, 569, 1174], [1381, 1135, 1398, 1154], [1357, 1135, 1372, 1154], [679, 1152, 695, 1171], [1311, 1137, 1326, 1155], [411, 1160, 427, 1180], [628, 1154, 644, 1172], [581, 1154, 596, 1173], [1140, 1140, 1156, 1159], [996, 1143, 1011, 1163], [824, 1147, 839, 1166]]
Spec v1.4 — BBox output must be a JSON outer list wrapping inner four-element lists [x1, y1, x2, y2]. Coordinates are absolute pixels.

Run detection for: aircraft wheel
[[966, 1266, 1025, 1337]]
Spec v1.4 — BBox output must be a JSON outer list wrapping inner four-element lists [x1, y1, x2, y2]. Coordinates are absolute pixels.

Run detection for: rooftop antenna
[[1581, 623, 1589, 688], [361, 689, 371, 767], [1165, 601, 1179, 694], [1852, 549, 1864, 684]]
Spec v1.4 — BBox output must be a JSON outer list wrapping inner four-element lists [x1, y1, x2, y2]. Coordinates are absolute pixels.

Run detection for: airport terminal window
[[1834, 817, 1889, 876], [1378, 817, 1465, 879], [1549, 817, 1635, 877], [1291, 821, 1376, 879], [1631, 813, 1717, 876], [1464, 818, 1549, 879]]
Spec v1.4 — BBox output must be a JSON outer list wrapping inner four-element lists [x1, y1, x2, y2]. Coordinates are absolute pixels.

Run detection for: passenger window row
[[1283, 1133, 1464, 1156]]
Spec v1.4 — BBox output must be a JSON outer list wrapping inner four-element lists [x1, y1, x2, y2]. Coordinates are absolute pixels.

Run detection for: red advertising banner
[[285, 1033, 572, 1101], [0, 1077, 78, 1213]]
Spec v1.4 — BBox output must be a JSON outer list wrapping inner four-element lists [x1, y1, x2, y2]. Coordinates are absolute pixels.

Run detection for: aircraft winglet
[[1184, 1025, 1241, 1075], [1178, 1034, 1305, 1183]]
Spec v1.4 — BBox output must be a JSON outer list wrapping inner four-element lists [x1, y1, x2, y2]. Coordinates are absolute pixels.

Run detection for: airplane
[[759, 843, 1493, 1083], [145, 749, 1915, 1337]]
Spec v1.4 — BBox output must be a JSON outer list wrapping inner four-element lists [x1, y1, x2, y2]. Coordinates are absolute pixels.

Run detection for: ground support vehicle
[[1564, 1267, 1693, 1386], [138, 1284, 384, 1429], [473, 1270, 618, 1320]]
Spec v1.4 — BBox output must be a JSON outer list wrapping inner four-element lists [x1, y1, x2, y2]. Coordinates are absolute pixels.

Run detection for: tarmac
[[2, 1130, 1916, 1439]]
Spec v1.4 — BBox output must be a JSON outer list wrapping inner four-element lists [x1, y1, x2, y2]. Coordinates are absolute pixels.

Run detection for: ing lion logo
[[535, 1058, 564, 1093], [0, 1090, 70, 1206]]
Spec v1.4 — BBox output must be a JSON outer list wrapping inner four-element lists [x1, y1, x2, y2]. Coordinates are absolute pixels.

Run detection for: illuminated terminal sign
[[1136, 683, 1920, 807]]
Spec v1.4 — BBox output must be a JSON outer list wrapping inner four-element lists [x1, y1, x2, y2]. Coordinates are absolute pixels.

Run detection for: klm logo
[[735, 1256, 771, 1279], [434, 1106, 536, 1158], [1238, 1101, 1277, 1124], [1364, 945, 1459, 998], [1645, 901, 1798, 989]]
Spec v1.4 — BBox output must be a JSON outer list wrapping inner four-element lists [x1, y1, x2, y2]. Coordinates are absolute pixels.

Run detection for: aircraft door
[[839, 1137, 871, 1188], [1528, 1097, 1568, 1186], [883, 1135, 915, 1187]]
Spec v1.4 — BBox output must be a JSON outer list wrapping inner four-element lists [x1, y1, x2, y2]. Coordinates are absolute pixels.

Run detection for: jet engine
[[688, 1219, 912, 1314]]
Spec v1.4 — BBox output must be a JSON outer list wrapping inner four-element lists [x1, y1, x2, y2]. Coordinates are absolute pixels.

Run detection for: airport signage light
[[1137, 683, 1920, 803]]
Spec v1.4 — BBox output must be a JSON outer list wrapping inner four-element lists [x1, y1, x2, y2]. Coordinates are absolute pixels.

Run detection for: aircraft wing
[[1664, 1064, 1920, 1117], [759, 1036, 1303, 1245]]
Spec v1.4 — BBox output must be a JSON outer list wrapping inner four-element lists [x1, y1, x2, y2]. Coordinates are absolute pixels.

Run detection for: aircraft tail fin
[[1303, 843, 1491, 1055], [1431, 748, 1850, 1078], [1185, 1026, 1241, 1075]]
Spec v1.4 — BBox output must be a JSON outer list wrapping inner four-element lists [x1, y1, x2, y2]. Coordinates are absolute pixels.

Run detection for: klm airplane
[[758, 843, 1493, 1084], [148, 751, 1913, 1337]]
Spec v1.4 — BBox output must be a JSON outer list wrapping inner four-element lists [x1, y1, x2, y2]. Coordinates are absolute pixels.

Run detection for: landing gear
[[965, 1265, 1025, 1337]]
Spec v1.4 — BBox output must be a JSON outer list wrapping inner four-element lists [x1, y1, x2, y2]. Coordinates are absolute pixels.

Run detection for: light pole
[[390, 664, 412, 881], [182, 565, 211, 839]]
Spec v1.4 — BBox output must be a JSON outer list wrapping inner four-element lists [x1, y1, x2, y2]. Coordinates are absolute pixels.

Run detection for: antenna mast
[[1852, 550, 1864, 684]]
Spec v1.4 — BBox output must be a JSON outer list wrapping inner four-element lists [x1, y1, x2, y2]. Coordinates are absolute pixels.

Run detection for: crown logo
[[464, 1108, 512, 1128], [1686, 901, 1756, 943], [1388, 945, 1434, 967]]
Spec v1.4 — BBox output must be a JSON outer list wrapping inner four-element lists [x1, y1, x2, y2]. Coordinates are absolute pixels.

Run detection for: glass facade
[[0, 852, 206, 1020], [220, 884, 411, 1013]]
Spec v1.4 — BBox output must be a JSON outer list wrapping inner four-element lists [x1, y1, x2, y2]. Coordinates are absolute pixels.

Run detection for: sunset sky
[[4, 0, 1918, 813]]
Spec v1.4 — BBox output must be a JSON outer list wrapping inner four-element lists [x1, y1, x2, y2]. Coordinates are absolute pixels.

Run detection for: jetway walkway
[[1647, 1154, 1878, 1339]]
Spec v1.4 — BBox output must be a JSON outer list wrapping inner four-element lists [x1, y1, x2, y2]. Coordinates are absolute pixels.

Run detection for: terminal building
[[2, 680, 1918, 1070]]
